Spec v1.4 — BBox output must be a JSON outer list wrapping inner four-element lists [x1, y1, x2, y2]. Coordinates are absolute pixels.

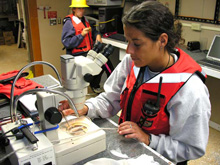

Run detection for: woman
[[59, 1, 211, 164], [61, 0, 102, 56], [61, 0, 107, 93]]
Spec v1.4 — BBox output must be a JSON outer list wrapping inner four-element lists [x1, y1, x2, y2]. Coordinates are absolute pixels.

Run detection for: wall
[[158, 0, 220, 49], [36, 0, 71, 77], [181, 23, 219, 50], [159, 0, 220, 127], [36, 0, 95, 78]]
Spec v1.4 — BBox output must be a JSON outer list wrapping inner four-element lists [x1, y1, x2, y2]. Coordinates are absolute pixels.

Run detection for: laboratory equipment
[[2, 43, 114, 164], [60, 42, 114, 110], [1, 118, 56, 165]]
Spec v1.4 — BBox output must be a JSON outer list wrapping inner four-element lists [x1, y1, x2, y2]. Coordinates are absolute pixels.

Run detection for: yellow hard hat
[[69, 0, 89, 8]]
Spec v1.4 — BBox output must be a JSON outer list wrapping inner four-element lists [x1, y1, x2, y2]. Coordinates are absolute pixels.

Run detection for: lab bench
[[0, 75, 174, 165], [76, 118, 173, 165], [0, 118, 173, 165]]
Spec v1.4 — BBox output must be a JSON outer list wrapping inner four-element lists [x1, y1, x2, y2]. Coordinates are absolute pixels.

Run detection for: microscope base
[[2, 117, 106, 165], [55, 117, 106, 165]]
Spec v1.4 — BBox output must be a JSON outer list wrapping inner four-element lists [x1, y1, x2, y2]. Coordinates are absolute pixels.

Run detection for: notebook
[[197, 35, 220, 70]]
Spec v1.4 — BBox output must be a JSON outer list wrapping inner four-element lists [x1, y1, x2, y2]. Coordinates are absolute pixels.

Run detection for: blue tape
[[34, 125, 59, 134], [18, 121, 59, 134]]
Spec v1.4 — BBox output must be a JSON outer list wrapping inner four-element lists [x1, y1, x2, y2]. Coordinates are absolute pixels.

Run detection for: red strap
[[102, 31, 117, 38]]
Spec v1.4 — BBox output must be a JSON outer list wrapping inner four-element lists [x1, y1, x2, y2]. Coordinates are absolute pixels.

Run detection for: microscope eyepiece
[[87, 42, 103, 59], [93, 41, 103, 53], [101, 44, 114, 58]]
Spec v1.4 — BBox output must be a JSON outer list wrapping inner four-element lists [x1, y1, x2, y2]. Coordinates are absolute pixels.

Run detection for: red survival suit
[[119, 48, 206, 135], [0, 70, 43, 98], [65, 14, 93, 55]]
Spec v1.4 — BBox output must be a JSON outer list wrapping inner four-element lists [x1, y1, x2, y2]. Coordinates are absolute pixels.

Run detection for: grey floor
[[1, 44, 220, 164]]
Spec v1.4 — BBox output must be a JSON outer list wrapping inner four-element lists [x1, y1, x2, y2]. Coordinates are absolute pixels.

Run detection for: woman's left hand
[[118, 121, 150, 145]]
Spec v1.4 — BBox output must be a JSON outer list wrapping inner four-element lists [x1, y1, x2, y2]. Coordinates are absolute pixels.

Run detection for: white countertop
[[102, 38, 127, 50], [201, 66, 220, 79]]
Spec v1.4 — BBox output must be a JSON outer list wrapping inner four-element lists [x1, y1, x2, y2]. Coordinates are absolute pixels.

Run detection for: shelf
[[0, 15, 17, 21]]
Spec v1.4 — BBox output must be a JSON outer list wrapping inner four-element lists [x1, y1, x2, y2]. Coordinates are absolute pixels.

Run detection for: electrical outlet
[[191, 23, 201, 31]]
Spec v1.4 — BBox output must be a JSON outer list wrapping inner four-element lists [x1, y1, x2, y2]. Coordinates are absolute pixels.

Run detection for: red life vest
[[66, 14, 93, 55], [0, 70, 43, 98], [119, 48, 206, 135]]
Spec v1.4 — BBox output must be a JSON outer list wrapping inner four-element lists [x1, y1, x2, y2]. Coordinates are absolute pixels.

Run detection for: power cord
[[0, 144, 32, 163], [0, 127, 24, 147]]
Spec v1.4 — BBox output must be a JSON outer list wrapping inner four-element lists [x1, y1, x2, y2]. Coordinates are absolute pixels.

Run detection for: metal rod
[[60, 111, 71, 128]]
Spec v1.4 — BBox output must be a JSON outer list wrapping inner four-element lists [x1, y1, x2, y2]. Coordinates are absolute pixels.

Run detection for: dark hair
[[122, 1, 183, 53]]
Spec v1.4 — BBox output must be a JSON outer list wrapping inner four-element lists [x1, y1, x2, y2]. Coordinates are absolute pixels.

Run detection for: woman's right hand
[[58, 100, 72, 116], [81, 27, 91, 37], [58, 100, 89, 116]]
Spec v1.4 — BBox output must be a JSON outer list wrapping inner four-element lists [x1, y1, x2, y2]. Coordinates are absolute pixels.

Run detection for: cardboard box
[[4, 36, 11, 45], [3, 31, 13, 38], [10, 36, 15, 44], [4, 36, 15, 45], [0, 37, 4, 45]]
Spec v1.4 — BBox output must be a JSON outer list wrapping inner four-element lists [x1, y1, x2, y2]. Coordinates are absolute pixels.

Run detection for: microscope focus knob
[[44, 107, 62, 125], [84, 73, 93, 83]]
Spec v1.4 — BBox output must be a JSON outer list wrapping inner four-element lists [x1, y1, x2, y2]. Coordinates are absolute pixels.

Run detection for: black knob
[[84, 73, 94, 83], [35, 100, 38, 110], [44, 107, 62, 125]]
